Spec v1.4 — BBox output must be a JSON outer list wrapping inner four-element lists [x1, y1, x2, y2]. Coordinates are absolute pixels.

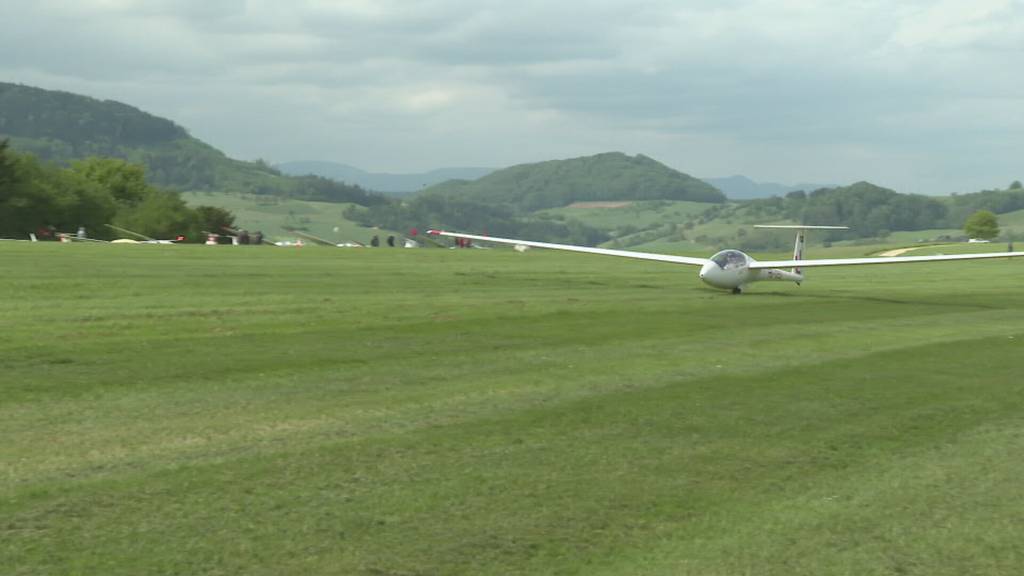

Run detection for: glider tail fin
[[753, 224, 851, 284], [792, 229, 805, 276]]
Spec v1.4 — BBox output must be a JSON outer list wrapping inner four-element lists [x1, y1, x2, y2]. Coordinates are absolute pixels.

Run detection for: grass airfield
[[3, 243, 1024, 575]]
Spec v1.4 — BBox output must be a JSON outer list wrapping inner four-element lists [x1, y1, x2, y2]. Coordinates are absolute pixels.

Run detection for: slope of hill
[[180, 191, 400, 244], [0, 82, 384, 205], [419, 152, 725, 211], [277, 161, 495, 194]]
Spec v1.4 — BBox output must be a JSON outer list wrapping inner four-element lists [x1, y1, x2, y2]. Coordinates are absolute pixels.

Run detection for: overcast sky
[[2, 0, 1021, 193]]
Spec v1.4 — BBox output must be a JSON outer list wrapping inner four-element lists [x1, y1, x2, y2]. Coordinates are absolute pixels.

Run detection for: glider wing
[[428, 230, 711, 266], [750, 251, 1024, 269]]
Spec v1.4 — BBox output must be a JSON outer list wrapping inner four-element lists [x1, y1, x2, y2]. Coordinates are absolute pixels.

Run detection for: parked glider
[[105, 224, 182, 244], [428, 226, 1024, 293], [290, 229, 365, 247]]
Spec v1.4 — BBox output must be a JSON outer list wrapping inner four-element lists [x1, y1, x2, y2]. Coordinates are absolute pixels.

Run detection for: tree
[[0, 146, 234, 242], [964, 210, 999, 240], [71, 157, 149, 206], [0, 145, 117, 238], [0, 139, 17, 188], [194, 205, 235, 233], [112, 188, 202, 241], [1010, 180, 1022, 190]]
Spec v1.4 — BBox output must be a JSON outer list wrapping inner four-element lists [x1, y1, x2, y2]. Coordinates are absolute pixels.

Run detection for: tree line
[[0, 140, 234, 242]]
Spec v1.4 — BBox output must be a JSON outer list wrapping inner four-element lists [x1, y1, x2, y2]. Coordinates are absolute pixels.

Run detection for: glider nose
[[699, 261, 715, 283]]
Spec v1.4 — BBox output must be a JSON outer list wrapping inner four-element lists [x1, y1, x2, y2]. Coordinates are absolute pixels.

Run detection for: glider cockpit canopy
[[710, 250, 749, 270]]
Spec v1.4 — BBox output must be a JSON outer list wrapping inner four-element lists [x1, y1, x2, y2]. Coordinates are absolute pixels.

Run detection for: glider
[[428, 225, 1024, 293], [105, 224, 182, 244]]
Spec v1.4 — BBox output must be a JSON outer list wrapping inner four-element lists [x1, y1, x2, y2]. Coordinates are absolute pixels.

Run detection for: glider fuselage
[[699, 250, 803, 292]]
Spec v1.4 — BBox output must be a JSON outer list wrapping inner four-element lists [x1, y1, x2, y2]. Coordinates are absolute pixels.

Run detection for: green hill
[[420, 152, 725, 211], [345, 153, 725, 244], [0, 82, 385, 205]]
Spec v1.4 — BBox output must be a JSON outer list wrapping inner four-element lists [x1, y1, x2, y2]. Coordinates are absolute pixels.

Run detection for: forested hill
[[731, 180, 1024, 246], [0, 82, 386, 205], [343, 153, 724, 245], [0, 82, 187, 151], [419, 152, 725, 211], [742, 182, 948, 239]]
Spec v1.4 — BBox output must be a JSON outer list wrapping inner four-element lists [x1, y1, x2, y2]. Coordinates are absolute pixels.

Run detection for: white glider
[[105, 224, 181, 244], [428, 225, 1024, 293]]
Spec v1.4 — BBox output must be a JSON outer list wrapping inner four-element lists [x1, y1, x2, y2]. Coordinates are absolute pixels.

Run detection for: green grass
[[180, 191, 401, 244], [870, 229, 963, 244], [3, 243, 1024, 575]]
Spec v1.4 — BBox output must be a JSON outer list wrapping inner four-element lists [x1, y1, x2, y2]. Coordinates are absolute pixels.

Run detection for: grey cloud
[[1, 0, 1022, 193], [34, 0, 246, 21]]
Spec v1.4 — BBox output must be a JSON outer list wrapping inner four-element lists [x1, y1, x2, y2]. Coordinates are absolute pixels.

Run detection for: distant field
[[540, 200, 715, 233], [4, 244, 1024, 575], [866, 229, 964, 244], [565, 201, 635, 209], [994, 207, 1024, 233], [181, 191, 402, 244]]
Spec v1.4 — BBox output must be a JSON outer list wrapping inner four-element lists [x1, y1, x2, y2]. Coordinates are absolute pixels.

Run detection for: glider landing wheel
[[731, 287, 743, 295]]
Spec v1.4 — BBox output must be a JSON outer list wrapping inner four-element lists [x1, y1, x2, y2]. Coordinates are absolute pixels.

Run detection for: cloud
[[35, 0, 246, 20], [1, 0, 1022, 193], [887, 0, 1021, 50]]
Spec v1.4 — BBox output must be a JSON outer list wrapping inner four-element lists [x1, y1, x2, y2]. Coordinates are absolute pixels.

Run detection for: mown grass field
[[3, 243, 1024, 575]]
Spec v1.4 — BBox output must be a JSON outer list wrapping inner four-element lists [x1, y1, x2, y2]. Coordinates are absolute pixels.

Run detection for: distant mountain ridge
[[701, 175, 836, 199], [0, 82, 385, 205], [276, 161, 495, 194]]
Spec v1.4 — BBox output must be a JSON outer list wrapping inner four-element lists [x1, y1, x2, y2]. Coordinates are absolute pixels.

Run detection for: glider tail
[[753, 225, 851, 284], [792, 229, 805, 276]]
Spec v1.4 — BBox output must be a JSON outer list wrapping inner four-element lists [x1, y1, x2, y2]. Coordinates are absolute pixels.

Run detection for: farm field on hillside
[[539, 200, 714, 230], [3, 244, 1024, 575], [181, 191, 402, 244], [992, 207, 1024, 232]]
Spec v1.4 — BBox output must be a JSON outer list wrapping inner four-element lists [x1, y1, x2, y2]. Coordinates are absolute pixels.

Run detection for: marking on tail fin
[[793, 230, 805, 275]]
